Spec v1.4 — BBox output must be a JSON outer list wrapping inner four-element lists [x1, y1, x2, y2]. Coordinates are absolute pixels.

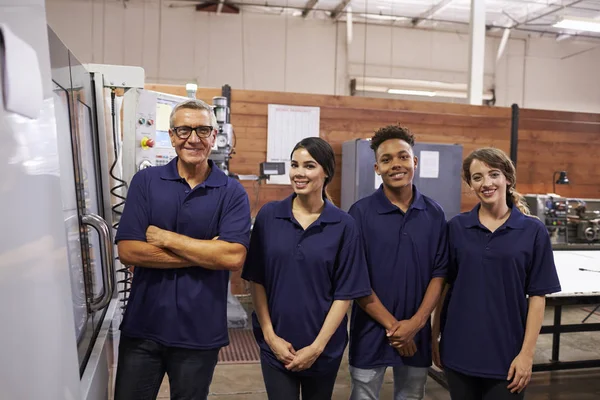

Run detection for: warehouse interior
[[1, 0, 600, 399]]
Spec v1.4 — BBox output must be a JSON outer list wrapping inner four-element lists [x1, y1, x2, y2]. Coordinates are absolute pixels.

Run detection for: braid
[[508, 188, 530, 215]]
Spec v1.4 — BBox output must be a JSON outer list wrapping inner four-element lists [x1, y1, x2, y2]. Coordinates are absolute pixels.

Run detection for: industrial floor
[[155, 304, 600, 399]]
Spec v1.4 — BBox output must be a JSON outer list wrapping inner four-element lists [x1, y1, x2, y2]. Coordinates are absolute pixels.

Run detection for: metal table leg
[[551, 305, 562, 362]]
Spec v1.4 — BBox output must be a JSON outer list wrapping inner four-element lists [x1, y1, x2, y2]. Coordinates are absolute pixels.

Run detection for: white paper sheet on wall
[[419, 150, 439, 178], [266, 104, 320, 185]]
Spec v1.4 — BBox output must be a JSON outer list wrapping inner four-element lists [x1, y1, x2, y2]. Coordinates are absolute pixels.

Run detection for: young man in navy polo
[[114, 99, 251, 399], [348, 125, 448, 400]]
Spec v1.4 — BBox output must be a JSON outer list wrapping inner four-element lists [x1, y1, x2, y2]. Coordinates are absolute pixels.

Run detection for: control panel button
[[138, 117, 146, 125], [147, 119, 154, 126], [141, 136, 155, 149]]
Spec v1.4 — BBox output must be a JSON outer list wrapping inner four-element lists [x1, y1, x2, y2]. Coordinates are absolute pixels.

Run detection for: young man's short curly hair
[[370, 124, 415, 153]]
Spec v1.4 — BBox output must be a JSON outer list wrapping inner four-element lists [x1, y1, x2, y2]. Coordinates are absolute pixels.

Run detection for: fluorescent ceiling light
[[359, 13, 398, 21], [553, 17, 600, 33], [387, 88, 492, 100], [359, 85, 389, 93], [388, 89, 436, 96], [354, 76, 468, 92], [354, 78, 493, 101], [435, 90, 494, 101]]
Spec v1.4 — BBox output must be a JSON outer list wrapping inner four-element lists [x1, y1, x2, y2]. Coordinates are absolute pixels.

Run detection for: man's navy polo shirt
[[348, 185, 449, 369], [241, 195, 372, 376], [440, 205, 561, 379], [115, 158, 251, 349]]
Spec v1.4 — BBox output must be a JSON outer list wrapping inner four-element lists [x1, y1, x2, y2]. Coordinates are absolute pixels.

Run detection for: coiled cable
[[108, 89, 132, 312]]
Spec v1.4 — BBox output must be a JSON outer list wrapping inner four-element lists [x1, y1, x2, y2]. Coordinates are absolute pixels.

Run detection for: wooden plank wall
[[145, 84, 600, 294], [146, 84, 516, 213], [516, 109, 600, 198]]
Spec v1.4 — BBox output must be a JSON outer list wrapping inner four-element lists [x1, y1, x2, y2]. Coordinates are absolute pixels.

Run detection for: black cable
[[108, 89, 132, 312], [227, 126, 237, 177]]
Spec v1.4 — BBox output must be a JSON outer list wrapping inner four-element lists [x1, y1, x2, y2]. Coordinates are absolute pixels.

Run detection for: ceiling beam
[[301, 0, 319, 18], [330, 0, 351, 20], [412, 0, 454, 26], [496, 28, 511, 63], [510, 0, 585, 28]]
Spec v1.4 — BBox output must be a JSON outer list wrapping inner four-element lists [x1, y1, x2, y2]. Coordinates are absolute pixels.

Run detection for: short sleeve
[[526, 224, 562, 296], [332, 221, 372, 300], [432, 217, 449, 279], [115, 171, 150, 243], [348, 204, 374, 282], [217, 181, 251, 249], [241, 205, 268, 285]]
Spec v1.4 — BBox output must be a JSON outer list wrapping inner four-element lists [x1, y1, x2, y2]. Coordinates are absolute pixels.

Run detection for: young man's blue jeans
[[349, 365, 428, 400], [114, 335, 220, 400]]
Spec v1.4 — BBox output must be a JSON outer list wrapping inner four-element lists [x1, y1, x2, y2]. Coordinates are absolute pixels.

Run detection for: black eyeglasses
[[172, 125, 214, 139]]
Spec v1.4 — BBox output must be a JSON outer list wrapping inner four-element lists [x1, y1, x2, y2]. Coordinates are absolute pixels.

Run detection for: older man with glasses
[[114, 99, 251, 400]]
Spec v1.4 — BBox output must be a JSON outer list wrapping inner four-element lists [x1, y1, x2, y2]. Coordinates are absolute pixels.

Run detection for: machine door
[[53, 80, 89, 351], [49, 28, 115, 378]]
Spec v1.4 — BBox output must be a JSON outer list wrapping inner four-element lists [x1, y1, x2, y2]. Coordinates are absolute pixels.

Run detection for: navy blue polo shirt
[[440, 205, 561, 379], [348, 185, 448, 369], [241, 195, 372, 376], [115, 158, 251, 349]]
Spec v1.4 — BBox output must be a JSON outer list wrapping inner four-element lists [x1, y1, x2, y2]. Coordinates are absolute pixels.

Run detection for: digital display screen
[[156, 102, 172, 132], [155, 130, 171, 148]]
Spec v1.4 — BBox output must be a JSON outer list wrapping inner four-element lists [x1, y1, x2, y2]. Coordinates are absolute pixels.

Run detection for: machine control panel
[[122, 89, 235, 184], [122, 89, 182, 183], [525, 195, 568, 244], [525, 194, 600, 247], [139, 90, 177, 169], [544, 198, 568, 226]]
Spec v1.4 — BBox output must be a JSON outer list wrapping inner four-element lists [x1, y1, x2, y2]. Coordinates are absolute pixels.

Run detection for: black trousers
[[114, 335, 220, 400], [445, 367, 526, 400], [261, 359, 339, 400]]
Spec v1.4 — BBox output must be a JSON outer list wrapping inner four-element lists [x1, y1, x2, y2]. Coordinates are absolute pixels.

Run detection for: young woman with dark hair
[[242, 137, 372, 400]]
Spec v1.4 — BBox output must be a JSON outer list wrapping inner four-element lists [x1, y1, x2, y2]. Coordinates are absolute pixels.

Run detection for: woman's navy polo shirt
[[241, 195, 372, 376], [348, 185, 449, 369], [115, 158, 251, 349], [440, 205, 561, 379]]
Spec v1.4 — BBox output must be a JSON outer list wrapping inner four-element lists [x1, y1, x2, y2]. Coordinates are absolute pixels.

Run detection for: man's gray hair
[[169, 99, 218, 130]]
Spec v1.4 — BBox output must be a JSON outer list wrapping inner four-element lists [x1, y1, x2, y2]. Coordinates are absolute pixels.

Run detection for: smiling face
[[468, 159, 511, 207], [289, 148, 327, 197], [169, 108, 216, 166], [374, 138, 418, 190]]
